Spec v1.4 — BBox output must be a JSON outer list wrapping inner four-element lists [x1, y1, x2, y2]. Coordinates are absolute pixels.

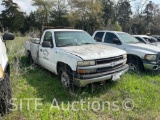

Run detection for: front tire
[[128, 57, 143, 72], [0, 73, 12, 115], [58, 65, 73, 89], [61, 71, 71, 88]]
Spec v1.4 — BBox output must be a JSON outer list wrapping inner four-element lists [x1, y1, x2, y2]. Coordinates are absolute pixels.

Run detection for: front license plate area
[[112, 73, 121, 81]]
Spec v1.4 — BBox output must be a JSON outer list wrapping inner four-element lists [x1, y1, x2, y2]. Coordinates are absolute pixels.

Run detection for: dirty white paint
[[61, 44, 126, 60], [0, 37, 8, 70]]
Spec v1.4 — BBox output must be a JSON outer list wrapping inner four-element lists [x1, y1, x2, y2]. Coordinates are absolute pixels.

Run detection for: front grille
[[76, 55, 126, 78], [94, 55, 124, 73], [96, 55, 123, 65], [96, 63, 123, 73]]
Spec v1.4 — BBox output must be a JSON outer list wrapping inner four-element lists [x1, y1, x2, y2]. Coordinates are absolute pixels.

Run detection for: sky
[[0, 0, 160, 14], [0, 0, 36, 14]]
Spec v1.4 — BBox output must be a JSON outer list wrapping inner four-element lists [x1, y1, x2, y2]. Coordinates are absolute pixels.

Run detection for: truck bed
[[25, 38, 40, 63]]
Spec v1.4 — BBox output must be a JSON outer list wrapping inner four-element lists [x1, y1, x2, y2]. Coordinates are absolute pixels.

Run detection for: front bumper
[[73, 64, 129, 87], [143, 60, 160, 71]]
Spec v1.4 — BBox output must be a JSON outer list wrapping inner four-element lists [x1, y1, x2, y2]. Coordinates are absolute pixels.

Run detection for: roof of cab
[[45, 29, 84, 32], [94, 30, 125, 34], [133, 35, 150, 38]]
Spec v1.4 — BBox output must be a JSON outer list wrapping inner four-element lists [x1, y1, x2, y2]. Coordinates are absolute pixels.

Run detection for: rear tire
[[0, 73, 12, 116], [27, 51, 33, 64]]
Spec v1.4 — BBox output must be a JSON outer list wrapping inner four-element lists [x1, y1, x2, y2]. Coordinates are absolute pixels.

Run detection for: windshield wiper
[[136, 42, 141, 43], [127, 42, 136, 44], [59, 43, 79, 47], [82, 43, 94, 45]]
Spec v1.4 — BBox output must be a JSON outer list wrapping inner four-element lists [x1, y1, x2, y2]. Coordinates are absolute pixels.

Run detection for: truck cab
[[93, 31, 160, 71], [25, 29, 129, 88], [0, 33, 14, 115]]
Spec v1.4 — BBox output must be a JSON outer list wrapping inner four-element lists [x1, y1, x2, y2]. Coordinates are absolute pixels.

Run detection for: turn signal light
[[77, 69, 84, 74]]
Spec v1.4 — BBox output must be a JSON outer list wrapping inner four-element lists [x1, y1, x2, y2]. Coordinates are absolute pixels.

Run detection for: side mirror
[[94, 37, 102, 42], [3, 33, 14, 41], [42, 41, 53, 48], [113, 38, 121, 45]]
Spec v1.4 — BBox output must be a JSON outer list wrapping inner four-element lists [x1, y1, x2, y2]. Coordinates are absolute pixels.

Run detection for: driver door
[[39, 31, 55, 72], [102, 32, 124, 50]]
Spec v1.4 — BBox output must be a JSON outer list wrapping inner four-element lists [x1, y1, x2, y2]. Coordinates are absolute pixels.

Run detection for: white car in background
[[133, 35, 160, 47], [152, 35, 160, 41], [93, 31, 160, 71]]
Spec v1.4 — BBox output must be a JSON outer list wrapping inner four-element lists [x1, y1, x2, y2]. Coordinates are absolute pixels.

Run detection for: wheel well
[[27, 50, 31, 54], [127, 54, 141, 61], [57, 62, 72, 75], [5, 63, 10, 75], [127, 54, 144, 69]]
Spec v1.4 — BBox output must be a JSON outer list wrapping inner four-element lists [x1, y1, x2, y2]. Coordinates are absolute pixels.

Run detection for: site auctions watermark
[[7, 98, 134, 112]]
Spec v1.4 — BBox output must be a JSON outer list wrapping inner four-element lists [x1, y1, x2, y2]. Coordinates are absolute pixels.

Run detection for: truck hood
[[154, 42, 160, 47], [128, 43, 160, 53], [60, 44, 126, 60]]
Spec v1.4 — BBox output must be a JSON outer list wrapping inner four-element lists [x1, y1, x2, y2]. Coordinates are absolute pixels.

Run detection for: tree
[[116, 0, 132, 32], [0, 0, 25, 32], [32, 0, 54, 25], [144, 1, 154, 32], [67, 0, 104, 34], [50, 0, 70, 26], [130, 1, 160, 34], [21, 11, 42, 34], [102, 0, 115, 27]]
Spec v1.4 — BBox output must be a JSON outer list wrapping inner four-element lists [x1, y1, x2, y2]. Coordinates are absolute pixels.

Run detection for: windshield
[[118, 33, 140, 44], [55, 31, 96, 47]]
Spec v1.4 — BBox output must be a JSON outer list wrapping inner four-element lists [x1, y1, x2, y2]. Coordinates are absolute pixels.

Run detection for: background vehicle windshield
[[118, 33, 140, 44], [55, 31, 96, 47]]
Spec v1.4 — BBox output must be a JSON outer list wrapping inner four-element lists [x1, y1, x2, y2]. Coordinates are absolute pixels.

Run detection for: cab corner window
[[94, 32, 104, 42]]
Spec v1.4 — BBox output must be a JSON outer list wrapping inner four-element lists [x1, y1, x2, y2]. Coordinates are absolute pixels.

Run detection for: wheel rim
[[128, 63, 137, 71], [61, 72, 70, 88]]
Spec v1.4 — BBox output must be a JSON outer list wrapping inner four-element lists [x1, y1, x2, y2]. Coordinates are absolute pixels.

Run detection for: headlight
[[144, 54, 157, 61], [0, 65, 4, 79], [123, 54, 127, 59], [77, 61, 96, 66]]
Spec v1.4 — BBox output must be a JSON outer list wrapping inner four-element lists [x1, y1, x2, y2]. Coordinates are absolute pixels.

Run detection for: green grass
[[2, 37, 160, 120]]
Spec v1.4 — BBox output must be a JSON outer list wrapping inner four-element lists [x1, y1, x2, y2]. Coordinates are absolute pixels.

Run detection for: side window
[[94, 32, 104, 42], [104, 33, 119, 44], [135, 37, 145, 43], [143, 37, 151, 43], [43, 31, 54, 47]]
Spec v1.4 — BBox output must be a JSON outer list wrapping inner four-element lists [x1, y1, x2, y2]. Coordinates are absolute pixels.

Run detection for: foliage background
[[0, 0, 160, 35]]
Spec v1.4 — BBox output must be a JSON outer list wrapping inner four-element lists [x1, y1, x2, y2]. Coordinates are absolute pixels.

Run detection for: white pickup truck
[[24, 29, 129, 88], [0, 33, 14, 115], [93, 31, 160, 71]]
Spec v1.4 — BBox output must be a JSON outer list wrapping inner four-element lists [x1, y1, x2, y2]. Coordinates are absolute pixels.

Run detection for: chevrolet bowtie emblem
[[111, 62, 116, 67]]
